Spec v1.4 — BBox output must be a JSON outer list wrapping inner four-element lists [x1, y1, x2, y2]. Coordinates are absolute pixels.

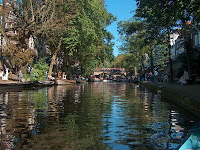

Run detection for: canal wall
[[139, 81, 200, 118]]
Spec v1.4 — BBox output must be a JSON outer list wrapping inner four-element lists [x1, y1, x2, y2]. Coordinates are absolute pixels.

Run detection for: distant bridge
[[93, 68, 127, 77]]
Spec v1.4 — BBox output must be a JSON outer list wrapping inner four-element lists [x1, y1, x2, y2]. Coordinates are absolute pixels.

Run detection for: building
[[170, 31, 180, 60], [191, 22, 200, 50]]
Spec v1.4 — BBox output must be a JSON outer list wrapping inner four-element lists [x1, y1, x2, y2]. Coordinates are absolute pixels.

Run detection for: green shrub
[[24, 58, 49, 81]]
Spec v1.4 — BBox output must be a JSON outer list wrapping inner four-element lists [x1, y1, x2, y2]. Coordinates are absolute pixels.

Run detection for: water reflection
[[0, 83, 198, 150]]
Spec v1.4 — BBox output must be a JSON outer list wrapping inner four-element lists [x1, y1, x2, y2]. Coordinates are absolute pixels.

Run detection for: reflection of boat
[[179, 122, 200, 150], [120, 77, 128, 82], [55, 79, 76, 85]]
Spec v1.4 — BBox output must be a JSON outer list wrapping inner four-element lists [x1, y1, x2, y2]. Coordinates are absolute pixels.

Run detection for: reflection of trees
[[0, 86, 73, 150], [19, 83, 107, 150], [0, 83, 197, 149], [0, 91, 36, 150]]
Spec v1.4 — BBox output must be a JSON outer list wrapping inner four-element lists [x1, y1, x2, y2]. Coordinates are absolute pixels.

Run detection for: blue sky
[[105, 0, 136, 56]]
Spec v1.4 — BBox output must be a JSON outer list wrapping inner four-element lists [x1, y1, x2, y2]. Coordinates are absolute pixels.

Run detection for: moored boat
[[55, 79, 76, 85], [103, 77, 112, 82], [91, 76, 101, 82], [33, 81, 55, 87]]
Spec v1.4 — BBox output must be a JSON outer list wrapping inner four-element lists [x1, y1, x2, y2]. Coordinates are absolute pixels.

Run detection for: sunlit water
[[0, 82, 198, 150]]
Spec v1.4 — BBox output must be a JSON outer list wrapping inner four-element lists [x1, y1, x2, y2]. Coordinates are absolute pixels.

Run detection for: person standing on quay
[[154, 70, 158, 82], [18, 70, 23, 82], [149, 71, 153, 82]]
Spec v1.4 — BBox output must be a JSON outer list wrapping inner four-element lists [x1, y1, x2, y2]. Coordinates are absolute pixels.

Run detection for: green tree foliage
[[118, 19, 156, 72], [25, 58, 49, 81], [0, 0, 72, 72], [113, 54, 138, 72], [191, 0, 200, 22], [62, 0, 115, 74], [135, 0, 200, 81], [1, 0, 115, 76]]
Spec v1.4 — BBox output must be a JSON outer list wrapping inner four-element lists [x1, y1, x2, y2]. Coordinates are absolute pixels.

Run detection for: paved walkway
[[147, 81, 200, 101], [0, 80, 20, 84]]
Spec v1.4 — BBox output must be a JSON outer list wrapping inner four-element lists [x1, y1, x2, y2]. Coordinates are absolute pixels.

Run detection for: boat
[[91, 76, 101, 82], [179, 122, 200, 150], [33, 81, 55, 87], [55, 79, 76, 85], [76, 77, 86, 83], [103, 77, 112, 82]]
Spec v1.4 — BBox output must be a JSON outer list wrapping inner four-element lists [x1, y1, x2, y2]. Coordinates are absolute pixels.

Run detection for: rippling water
[[0, 82, 198, 150]]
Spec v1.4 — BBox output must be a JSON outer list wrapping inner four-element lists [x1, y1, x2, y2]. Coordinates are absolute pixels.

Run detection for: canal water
[[0, 82, 198, 150]]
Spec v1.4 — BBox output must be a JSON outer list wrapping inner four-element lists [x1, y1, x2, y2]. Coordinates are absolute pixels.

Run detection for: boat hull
[[55, 79, 76, 85], [179, 121, 200, 150]]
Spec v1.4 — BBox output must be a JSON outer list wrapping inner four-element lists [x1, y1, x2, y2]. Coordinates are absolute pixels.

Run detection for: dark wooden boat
[[33, 81, 55, 87]]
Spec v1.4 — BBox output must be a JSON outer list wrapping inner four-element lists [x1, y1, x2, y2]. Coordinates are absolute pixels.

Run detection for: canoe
[[55, 79, 76, 85]]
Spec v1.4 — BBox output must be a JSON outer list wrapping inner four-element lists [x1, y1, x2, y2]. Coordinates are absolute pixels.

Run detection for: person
[[179, 69, 189, 85], [183, 69, 189, 80], [45, 71, 48, 80], [149, 72, 153, 82], [58, 70, 62, 79], [154, 70, 158, 82], [18, 70, 23, 82]]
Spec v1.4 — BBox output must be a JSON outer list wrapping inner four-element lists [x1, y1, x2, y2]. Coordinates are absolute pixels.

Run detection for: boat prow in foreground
[[179, 122, 200, 150]]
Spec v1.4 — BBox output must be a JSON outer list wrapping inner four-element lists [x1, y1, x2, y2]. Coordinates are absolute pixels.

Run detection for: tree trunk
[[150, 49, 154, 73], [169, 53, 174, 82], [185, 40, 191, 75], [167, 32, 174, 83], [48, 39, 62, 77], [134, 67, 138, 75]]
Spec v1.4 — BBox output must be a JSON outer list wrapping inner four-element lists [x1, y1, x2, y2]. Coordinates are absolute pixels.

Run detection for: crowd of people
[[139, 69, 190, 84]]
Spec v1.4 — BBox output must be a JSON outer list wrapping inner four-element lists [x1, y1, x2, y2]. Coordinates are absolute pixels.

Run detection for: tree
[[0, 0, 79, 74], [62, 0, 115, 75], [135, 0, 200, 81], [1, 0, 115, 77], [118, 18, 162, 74]]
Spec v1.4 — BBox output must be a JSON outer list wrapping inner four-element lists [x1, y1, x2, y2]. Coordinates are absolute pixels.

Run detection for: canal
[[0, 82, 198, 150]]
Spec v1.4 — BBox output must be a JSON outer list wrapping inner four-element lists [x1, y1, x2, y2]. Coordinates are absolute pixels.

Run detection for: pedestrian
[[18, 70, 23, 82], [154, 70, 158, 82], [179, 69, 189, 85], [149, 72, 153, 82], [183, 69, 189, 80], [142, 74, 145, 81], [45, 71, 48, 80]]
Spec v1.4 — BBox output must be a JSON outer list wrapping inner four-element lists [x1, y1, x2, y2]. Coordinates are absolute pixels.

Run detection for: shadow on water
[[0, 82, 198, 150]]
